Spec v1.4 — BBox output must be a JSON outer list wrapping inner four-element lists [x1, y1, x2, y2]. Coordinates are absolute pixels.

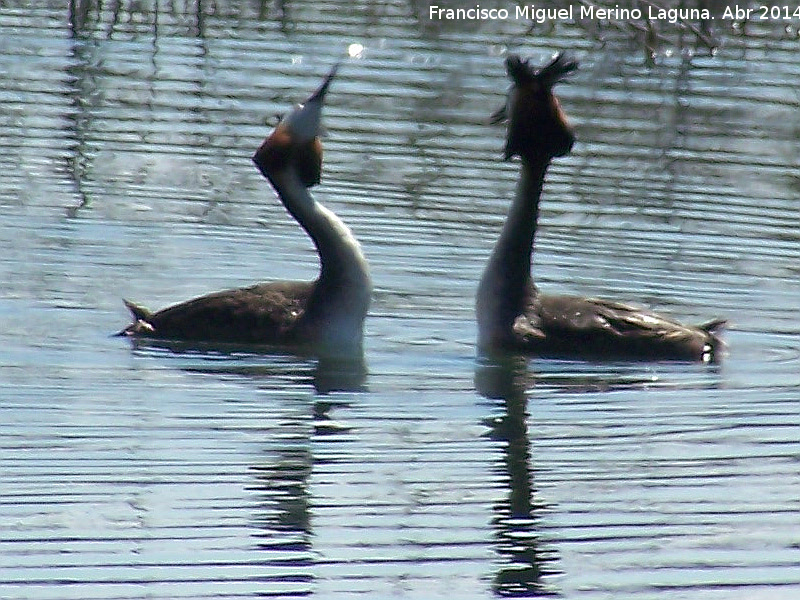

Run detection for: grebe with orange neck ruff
[[476, 54, 725, 362], [120, 65, 371, 357]]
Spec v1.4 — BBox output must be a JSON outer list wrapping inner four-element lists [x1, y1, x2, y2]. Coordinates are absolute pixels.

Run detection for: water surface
[[1, 1, 799, 598]]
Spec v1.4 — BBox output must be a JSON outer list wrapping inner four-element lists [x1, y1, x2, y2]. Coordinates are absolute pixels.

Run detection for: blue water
[[1, 1, 799, 598]]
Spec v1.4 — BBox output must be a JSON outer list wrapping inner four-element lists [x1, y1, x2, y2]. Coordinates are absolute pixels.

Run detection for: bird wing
[[123, 281, 315, 343], [534, 294, 701, 342]]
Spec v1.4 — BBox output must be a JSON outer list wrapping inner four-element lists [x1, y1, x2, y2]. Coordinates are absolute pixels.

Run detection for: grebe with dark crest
[[476, 54, 725, 362], [119, 65, 372, 357]]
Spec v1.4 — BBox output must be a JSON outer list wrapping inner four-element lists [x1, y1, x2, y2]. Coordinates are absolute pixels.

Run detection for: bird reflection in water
[[249, 435, 315, 592], [126, 337, 364, 595], [475, 354, 560, 596], [127, 336, 367, 395]]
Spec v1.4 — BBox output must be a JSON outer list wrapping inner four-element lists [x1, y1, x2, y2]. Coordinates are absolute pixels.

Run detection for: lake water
[[1, 1, 799, 598]]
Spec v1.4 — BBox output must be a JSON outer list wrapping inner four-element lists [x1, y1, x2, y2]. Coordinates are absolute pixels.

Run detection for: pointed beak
[[307, 62, 339, 105], [282, 63, 339, 144]]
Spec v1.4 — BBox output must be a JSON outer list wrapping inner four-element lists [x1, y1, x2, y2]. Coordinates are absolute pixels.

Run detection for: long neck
[[267, 169, 371, 291], [493, 158, 548, 285], [477, 158, 550, 346]]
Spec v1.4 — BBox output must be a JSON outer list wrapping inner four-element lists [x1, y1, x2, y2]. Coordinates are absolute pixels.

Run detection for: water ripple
[[1, 2, 799, 600]]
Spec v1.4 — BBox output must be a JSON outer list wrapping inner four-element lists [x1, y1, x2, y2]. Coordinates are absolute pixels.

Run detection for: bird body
[[477, 54, 724, 362], [120, 66, 371, 357]]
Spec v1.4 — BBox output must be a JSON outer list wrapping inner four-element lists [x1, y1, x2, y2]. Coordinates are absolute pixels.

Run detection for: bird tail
[[114, 299, 154, 336], [699, 318, 727, 363]]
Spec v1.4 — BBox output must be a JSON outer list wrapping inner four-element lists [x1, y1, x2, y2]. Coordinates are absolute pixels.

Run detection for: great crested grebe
[[476, 54, 725, 362], [120, 65, 372, 356]]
